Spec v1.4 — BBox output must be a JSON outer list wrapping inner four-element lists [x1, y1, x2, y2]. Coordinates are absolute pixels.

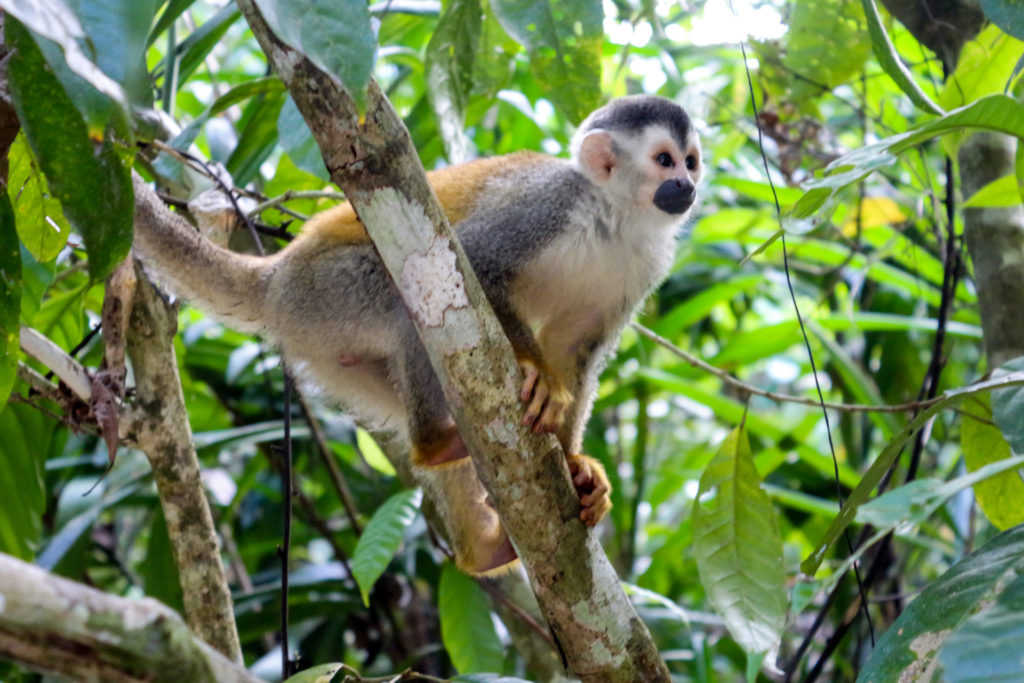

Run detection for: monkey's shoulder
[[293, 151, 559, 249]]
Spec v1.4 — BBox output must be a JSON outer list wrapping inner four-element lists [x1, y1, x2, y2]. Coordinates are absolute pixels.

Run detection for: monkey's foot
[[518, 359, 572, 433], [568, 454, 611, 526]]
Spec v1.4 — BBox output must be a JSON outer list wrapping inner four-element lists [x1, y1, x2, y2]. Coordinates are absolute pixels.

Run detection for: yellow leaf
[[841, 197, 907, 236]]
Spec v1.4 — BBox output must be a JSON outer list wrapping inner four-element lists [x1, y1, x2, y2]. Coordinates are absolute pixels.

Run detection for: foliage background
[[2, 0, 1024, 680]]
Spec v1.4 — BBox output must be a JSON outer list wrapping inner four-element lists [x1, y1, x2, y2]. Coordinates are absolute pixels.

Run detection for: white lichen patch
[[0, 593, 5, 612], [485, 416, 520, 450], [400, 237, 468, 328]]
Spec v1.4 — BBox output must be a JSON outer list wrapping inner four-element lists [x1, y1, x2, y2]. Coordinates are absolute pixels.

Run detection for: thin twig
[[631, 322, 943, 414]]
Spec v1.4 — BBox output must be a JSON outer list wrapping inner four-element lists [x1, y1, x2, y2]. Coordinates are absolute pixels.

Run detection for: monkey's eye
[[655, 152, 674, 168], [685, 155, 698, 171]]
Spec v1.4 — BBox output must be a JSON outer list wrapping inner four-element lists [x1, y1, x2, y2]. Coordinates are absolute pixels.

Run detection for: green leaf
[[979, 0, 1024, 41], [226, 89, 287, 187], [940, 24, 1024, 111], [692, 424, 787, 654], [425, 0, 481, 162], [860, 0, 943, 115], [0, 0, 127, 114], [278, 96, 329, 180], [283, 663, 343, 683], [0, 404, 50, 559], [439, 562, 504, 674], [254, 0, 376, 110], [992, 356, 1024, 454], [491, 0, 602, 124], [8, 133, 70, 262], [1017, 130, 1024, 206], [937, 571, 1024, 681], [859, 525, 1024, 682], [963, 173, 1022, 208], [7, 19, 134, 281], [176, 4, 241, 84], [803, 369, 1024, 575], [780, 0, 871, 106], [149, 0, 200, 47], [0, 193, 19, 405], [962, 395, 1024, 530], [791, 95, 1024, 219], [351, 488, 422, 605], [356, 427, 397, 476], [141, 507, 185, 612]]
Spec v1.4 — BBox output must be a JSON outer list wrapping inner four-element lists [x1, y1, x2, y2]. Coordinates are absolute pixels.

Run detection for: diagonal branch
[[234, 2, 668, 680]]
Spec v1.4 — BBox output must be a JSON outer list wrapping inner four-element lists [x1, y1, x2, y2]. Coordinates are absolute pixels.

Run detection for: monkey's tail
[[131, 174, 272, 334]]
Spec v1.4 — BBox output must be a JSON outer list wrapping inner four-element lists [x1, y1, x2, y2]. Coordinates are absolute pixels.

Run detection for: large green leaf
[[425, 0, 481, 162], [6, 19, 134, 281], [940, 24, 1024, 111], [0, 404, 50, 559], [8, 133, 70, 263], [0, 0, 127, 117], [254, 0, 376, 110], [175, 3, 241, 84], [791, 95, 1024, 221], [980, 0, 1024, 41], [962, 395, 1024, 531], [779, 0, 870, 106], [992, 356, 1024, 455], [226, 89, 287, 187], [692, 424, 787, 654], [491, 0, 602, 123], [439, 562, 504, 674], [0, 194, 20, 406], [859, 524, 1024, 682], [351, 488, 422, 605], [278, 96, 329, 180], [861, 0, 943, 115], [803, 370, 1024, 575]]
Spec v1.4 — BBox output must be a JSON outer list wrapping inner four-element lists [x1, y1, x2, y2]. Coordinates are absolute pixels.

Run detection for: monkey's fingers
[[568, 454, 612, 526], [519, 361, 541, 402], [522, 378, 551, 430]]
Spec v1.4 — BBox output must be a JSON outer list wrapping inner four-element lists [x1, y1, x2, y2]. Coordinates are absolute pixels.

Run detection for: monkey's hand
[[568, 454, 611, 526], [518, 359, 573, 433]]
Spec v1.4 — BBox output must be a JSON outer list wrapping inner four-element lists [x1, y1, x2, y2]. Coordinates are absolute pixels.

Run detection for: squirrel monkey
[[132, 95, 702, 574]]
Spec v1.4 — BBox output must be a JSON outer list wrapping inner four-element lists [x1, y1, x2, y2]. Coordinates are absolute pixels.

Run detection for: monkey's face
[[639, 124, 702, 217]]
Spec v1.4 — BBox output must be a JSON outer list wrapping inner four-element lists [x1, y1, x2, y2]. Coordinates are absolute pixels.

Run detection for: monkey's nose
[[653, 178, 695, 214]]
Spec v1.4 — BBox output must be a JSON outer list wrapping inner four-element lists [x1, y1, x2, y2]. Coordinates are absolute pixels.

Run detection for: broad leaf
[[692, 424, 787, 654], [425, 0, 481, 162], [254, 0, 376, 110], [491, 0, 602, 123], [351, 488, 422, 605], [7, 19, 134, 281], [940, 24, 1024, 111], [962, 395, 1024, 530], [0, 404, 50, 559], [803, 370, 1024, 575], [791, 95, 1024, 221], [861, 0, 943, 114], [439, 562, 504, 674], [992, 356, 1024, 454], [8, 133, 70, 262], [175, 4, 241, 84], [980, 0, 1024, 41], [859, 524, 1024, 682], [0, 0, 126, 114], [278, 96, 329, 180]]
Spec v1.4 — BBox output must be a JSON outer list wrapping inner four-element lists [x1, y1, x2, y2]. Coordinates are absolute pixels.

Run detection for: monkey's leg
[[397, 334, 518, 574]]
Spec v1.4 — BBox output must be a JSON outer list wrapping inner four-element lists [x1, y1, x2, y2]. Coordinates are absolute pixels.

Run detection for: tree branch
[[0, 553, 259, 683], [234, 2, 668, 679]]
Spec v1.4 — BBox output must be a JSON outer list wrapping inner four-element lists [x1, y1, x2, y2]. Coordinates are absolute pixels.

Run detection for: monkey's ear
[[577, 130, 617, 182]]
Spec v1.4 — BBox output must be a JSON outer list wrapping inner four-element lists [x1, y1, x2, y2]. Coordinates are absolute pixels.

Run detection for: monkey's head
[[571, 95, 702, 222]]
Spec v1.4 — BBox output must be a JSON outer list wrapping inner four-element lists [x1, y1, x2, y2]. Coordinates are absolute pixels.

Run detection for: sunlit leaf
[[351, 488, 422, 605], [693, 424, 787, 654], [356, 428, 397, 476], [7, 133, 69, 262], [439, 562, 504, 673], [7, 20, 134, 281], [961, 396, 1024, 530], [425, 0, 481, 162], [254, 0, 376, 110]]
